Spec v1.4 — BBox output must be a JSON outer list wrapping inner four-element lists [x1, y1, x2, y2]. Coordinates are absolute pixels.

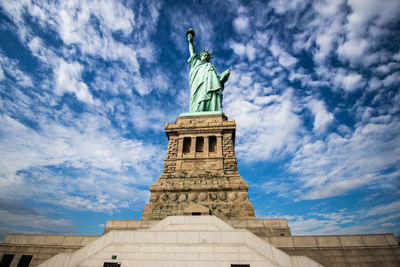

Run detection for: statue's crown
[[200, 48, 214, 58]]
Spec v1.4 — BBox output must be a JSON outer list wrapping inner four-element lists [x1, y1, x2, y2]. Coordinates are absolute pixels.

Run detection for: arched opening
[[196, 136, 204, 152], [209, 136, 217, 153], [183, 137, 191, 154]]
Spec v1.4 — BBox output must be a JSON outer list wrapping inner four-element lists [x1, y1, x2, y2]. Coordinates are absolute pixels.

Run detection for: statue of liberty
[[186, 28, 230, 112]]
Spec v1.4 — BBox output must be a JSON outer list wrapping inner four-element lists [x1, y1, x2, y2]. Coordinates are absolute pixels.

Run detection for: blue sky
[[0, 0, 399, 240]]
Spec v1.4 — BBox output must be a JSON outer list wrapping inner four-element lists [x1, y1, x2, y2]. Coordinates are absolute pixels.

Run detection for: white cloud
[[394, 52, 400, 61], [348, 0, 400, 28], [287, 115, 400, 200], [54, 59, 93, 104], [314, 33, 334, 61], [233, 15, 249, 33], [0, 112, 161, 213], [56, 0, 135, 47], [269, 42, 297, 67], [265, 197, 400, 235], [376, 63, 399, 75], [337, 39, 368, 64], [382, 72, 400, 87], [230, 41, 257, 62], [272, 0, 400, 96], [311, 0, 345, 63], [278, 52, 297, 67], [269, 0, 306, 14], [245, 43, 256, 61], [239, 73, 253, 88], [337, 0, 400, 66], [333, 70, 363, 92], [1, 0, 162, 97], [0, 204, 75, 234], [0, 54, 34, 88], [366, 200, 400, 217], [27, 37, 42, 54], [367, 77, 382, 92], [342, 73, 362, 91], [127, 101, 168, 132], [289, 216, 334, 234], [307, 99, 334, 133], [225, 88, 302, 162], [230, 42, 246, 56]]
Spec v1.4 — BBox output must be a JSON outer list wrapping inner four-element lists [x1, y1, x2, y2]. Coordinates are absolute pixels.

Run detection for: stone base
[[36, 216, 322, 267], [267, 234, 400, 266], [103, 218, 291, 237], [0, 234, 99, 267], [1, 218, 399, 267]]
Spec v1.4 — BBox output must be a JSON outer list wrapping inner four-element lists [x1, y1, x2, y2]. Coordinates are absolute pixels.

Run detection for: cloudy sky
[[0, 0, 399, 240]]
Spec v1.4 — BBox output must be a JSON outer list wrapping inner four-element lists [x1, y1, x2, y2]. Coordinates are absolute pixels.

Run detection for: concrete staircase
[[38, 216, 322, 267]]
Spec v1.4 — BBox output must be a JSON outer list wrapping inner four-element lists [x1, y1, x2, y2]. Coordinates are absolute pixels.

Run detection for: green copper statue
[[186, 28, 230, 112]]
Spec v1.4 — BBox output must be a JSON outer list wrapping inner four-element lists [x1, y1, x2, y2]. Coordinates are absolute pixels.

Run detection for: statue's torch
[[186, 28, 195, 39]]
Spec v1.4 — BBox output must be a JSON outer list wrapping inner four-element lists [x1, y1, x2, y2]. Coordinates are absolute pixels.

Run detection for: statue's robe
[[188, 54, 222, 112]]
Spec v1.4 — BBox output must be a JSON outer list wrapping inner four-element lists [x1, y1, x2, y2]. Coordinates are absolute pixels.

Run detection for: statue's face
[[200, 52, 210, 62]]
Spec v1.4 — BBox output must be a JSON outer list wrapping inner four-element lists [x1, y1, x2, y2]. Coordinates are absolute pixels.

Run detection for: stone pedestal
[[141, 114, 256, 220]]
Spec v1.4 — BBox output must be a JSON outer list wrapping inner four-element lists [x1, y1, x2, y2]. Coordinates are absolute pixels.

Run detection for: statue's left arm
[[219, 68, 231, 86]]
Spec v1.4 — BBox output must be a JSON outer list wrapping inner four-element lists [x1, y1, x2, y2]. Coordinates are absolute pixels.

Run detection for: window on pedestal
[[209, 136, 217, 153], [183, 137, 191, 153], [17, 255, 33, 267], [196, 137, 204, 152], [0, 254, 14, 267]]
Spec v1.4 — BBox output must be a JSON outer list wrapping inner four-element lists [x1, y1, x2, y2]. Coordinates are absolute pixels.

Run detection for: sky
[[0, 0, 399, 240]]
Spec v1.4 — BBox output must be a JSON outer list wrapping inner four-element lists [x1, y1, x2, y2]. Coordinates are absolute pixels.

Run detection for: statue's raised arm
[[186, 28, 230, 113], [186, 28, 195, 57]]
